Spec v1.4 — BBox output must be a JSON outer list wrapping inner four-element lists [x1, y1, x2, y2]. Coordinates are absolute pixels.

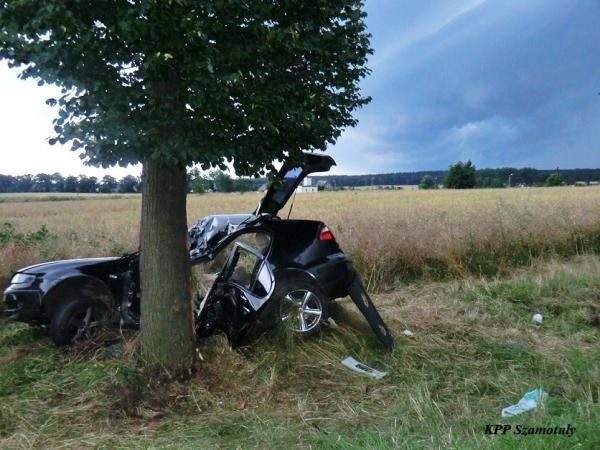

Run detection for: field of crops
[[2, 186, 600, 289], [1, 187, 599, 449]]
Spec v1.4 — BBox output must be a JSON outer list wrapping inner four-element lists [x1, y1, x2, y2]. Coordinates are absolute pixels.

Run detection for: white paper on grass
[[501, 389, 548, 417], [341, 356, 387, 379]]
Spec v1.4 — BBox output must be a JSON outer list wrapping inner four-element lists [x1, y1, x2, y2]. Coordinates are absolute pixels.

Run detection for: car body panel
[[188, 214, 256, 262], [5, 256, 132, 324], [256, 153, 335, 216], [16, 257, 123, 276], [347, 276, 394, 350]]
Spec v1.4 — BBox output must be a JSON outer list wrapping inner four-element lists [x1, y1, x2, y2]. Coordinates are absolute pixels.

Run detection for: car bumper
[[3, 287, 46, 323]]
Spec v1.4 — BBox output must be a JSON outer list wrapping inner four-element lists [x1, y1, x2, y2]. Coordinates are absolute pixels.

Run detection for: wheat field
[[1, 186, 599, 289]]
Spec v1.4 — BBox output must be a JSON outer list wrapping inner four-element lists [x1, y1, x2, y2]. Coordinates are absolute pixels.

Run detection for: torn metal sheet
[[342, 356, 387, 379]]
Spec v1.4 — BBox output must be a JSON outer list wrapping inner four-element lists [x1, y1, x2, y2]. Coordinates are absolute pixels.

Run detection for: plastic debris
[[501, 389, 548, 417], [402, 329, 414, 337], [532, 313, 543, 324], [342, 356, 387, 379]]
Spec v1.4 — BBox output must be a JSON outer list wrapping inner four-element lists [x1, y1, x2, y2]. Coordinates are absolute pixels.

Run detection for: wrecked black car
[[4, 153, 393, 350]]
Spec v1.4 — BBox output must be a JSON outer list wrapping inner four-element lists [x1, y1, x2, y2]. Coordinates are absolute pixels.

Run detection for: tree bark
[[139, 159, 194, 373]]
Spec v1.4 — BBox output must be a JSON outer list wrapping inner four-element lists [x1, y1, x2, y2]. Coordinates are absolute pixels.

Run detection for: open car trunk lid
[[256, 152, 336, 216], [188, 152, 335, 261]]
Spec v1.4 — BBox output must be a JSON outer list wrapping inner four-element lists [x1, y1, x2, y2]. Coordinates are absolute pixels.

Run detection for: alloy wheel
[[67, 306, 102, 342], [280, 289, 323, 333]]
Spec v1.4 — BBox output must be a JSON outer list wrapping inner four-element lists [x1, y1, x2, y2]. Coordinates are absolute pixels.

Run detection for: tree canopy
[[545, 172, 563, 187], [0, 173, 141, 193], [1, 0, 371, 174], [418, 174, 437, 190], [444, 160, 477, 189]]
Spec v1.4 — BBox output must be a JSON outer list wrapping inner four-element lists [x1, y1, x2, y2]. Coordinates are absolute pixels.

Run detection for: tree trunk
[[139, 159, 194, 373]]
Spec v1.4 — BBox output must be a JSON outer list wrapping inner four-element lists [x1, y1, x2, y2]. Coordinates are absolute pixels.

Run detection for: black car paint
[[4, 153, 393, 349], [5, 257, 127, 322], [256, 153, 336, 216]]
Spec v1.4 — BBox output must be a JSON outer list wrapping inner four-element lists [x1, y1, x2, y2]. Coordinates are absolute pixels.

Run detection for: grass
[[0, 193, 137, 203], [1, 256, 599, 449]]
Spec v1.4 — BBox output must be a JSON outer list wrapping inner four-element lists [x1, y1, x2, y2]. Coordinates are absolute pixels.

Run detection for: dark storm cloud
[[329, 0, 600, 174]]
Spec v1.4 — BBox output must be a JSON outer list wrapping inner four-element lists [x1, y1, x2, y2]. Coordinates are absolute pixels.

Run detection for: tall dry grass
[[1, 255, 599, 448], [1, 186, 600, 290], [299, 187, 600, 289]]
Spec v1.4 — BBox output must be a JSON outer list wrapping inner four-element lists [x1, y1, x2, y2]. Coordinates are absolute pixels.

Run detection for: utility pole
[[508, 173, 514, 188]]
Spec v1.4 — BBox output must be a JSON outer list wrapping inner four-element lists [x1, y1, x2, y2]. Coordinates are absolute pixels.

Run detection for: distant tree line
[[2, 166, 598, 193], [0, 173, 141, 193], [186, 168, 265, 194], [320, 167, 600, 188], [435, 162, 579, 189], [0, 170, 266, 194]]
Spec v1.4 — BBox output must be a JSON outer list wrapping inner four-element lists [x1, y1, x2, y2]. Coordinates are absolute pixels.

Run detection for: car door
[[195, 231, 274, 344]]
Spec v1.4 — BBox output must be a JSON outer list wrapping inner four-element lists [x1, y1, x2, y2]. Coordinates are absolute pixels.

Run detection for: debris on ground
[[327, 317, 339, 328], [341, 356, 387, 379], [501, 389, 548, 417], [532, 313, 543, 324]]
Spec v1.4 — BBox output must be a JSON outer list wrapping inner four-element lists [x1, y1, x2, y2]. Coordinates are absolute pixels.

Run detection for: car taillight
[[319, 225, 335, 241]]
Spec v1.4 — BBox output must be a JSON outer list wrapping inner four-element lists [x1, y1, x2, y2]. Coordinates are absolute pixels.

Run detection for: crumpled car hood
[[188, 214, 255, 261]]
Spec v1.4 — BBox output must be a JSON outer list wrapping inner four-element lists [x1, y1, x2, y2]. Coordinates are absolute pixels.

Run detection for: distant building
[[296, 176, 318, 193], [296, 186, 318, 193], [316, 180, 334, 191]]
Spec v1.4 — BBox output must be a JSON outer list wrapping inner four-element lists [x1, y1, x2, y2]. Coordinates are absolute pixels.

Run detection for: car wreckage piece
[[4, 153, 393, 350]]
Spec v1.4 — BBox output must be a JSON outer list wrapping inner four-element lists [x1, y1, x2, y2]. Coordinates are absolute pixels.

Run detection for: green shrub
[[0, 222, 51, 246]]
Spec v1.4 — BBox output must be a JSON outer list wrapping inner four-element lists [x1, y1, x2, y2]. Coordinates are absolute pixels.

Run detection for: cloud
[[368, 0, 487, 69], [0, 62, 140, 177], [328, 122, 410, 175], [426, 117, 517, 168], [335, 0, 600, 171]]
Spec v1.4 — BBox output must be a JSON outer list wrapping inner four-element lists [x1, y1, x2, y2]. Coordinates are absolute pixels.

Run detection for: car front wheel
[[50, 298, 108, 346]]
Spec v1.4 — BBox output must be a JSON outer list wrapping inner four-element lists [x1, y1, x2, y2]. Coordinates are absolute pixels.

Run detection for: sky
[[1, 0, 599, 177]]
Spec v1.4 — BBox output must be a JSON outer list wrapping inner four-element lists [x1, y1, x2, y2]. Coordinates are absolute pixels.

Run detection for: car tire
[[272, 275, 329, 337], [50, 297, 108, 346]]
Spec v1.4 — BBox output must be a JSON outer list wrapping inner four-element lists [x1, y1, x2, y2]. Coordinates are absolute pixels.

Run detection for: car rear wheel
[[50, 297, 108, 346], [274, 276, 329, 337]]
